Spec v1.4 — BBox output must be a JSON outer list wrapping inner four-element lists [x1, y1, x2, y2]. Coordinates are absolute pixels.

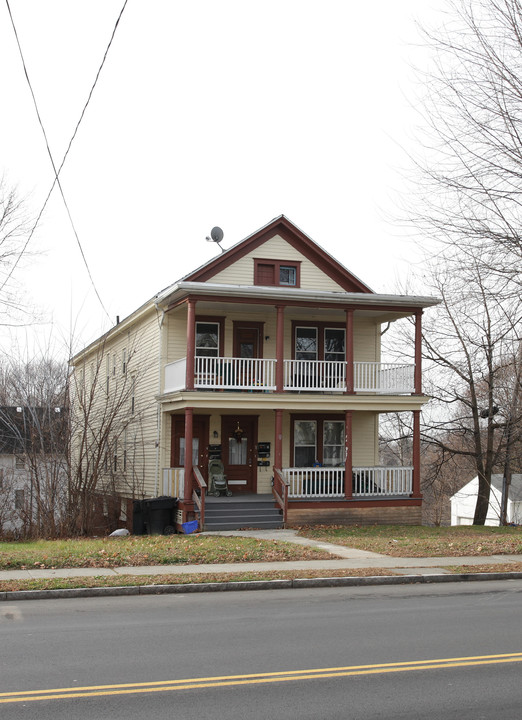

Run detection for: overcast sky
[[0, 0, 445, 357]]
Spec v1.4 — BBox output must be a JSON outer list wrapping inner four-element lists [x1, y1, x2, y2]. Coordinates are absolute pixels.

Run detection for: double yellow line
[[2, 652, 522, 704]]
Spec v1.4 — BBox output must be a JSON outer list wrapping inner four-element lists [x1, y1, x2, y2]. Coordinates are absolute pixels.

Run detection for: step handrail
[[272, 467, 289, 524], [193, 467, 206, 530]]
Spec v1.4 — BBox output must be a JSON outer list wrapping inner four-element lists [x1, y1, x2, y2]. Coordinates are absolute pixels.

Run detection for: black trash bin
[[143, 496, 178, 535], [133, 499, 146, 535]]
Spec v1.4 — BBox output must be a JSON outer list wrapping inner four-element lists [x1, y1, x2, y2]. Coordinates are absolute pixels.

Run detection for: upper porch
[[158, 283, 432, 398]]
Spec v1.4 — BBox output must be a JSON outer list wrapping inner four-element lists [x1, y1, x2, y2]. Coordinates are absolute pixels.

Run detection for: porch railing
[[284, 466, 412, 498], [193, 466, 206, 530], [283, 360, 346, 391], [353, 466, 413, 496], [194, 356, 276, 391], [164, 358, 415, 394], [354, 362, 414, 393], [162, 467, 185, 497], [285, 467, 345, 498]]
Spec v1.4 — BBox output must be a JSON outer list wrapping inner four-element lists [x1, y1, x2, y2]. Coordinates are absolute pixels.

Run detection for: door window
[[228, 437, 248, 465], [179, 438, 199, 466], [295, 327, 318, 361]]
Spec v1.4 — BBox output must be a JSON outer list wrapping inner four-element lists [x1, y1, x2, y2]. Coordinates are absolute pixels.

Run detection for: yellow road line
[[1, 652, 522, 704]]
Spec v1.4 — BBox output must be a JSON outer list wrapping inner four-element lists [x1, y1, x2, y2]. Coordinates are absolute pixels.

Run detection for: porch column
[[274, 408, 283, 471], [276, 305, 285, 392], [412, 409, 421, 497], [414, 309, 422, 395], [183, 407, 194, 500], [186, 299, 196, 391], [345, 308, 354, 394], [344, 410, 353, 499]]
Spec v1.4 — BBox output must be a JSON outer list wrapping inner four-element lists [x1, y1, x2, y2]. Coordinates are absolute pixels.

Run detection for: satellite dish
[[205, 226, 225, 252]]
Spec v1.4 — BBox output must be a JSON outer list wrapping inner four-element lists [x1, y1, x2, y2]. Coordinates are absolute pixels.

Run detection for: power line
[[2, 0, 130, 321]]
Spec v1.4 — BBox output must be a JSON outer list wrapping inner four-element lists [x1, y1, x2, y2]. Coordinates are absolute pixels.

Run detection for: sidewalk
[[1, 529, 521, 582]]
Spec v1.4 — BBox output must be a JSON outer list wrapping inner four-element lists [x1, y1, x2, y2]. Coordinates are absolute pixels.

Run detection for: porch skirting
[[285, 498, 422, 527]]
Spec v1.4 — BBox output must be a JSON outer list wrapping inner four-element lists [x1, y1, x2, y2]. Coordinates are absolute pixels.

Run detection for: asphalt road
[[2, 580, 522, 719]]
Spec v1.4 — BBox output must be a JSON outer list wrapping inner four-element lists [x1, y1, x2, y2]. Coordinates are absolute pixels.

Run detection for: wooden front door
[[171, 415, 209, 482], [221, 415, 258, 494], [234, 327, 260, 360]]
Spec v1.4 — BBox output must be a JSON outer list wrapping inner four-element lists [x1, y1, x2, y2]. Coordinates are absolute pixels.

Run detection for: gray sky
[[0, 0, 444, 356]]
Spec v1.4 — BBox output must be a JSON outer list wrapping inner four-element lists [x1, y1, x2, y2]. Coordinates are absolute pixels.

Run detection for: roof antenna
[[205, 226, 225, 253]]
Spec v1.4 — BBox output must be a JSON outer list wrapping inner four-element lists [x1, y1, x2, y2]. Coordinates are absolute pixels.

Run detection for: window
[[122, 349, 127, 375], [279, 265, 297, 286], [293, 324, 345, 361], [106, 355, 110, 394], [195, 322, 219, 357], [228, 437, 247, 465], [15, 456, 25, 469], [254, 259, 300, 287], [294, 421, 317, 467], [15, 489, 24, 510], [293, 418, 345, 467], [295, 327, 318, 361]]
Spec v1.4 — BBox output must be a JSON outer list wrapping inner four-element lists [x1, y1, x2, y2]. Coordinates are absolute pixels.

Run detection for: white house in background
[[450, 474, 522, 526]]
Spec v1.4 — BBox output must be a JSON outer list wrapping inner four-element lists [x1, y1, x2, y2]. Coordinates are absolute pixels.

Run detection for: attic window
[[254, 259, 300, 288]]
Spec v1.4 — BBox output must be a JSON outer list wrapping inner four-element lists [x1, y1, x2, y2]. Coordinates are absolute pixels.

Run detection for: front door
[[221, 415, 258, 494], [171, 415, 209, 482], [234, 327, 260, 360]]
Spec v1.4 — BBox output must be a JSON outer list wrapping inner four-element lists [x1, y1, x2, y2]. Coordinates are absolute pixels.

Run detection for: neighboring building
[[450, 474, 522, 526], [0, 406, 67, 536], [71, 216, 439, 530]]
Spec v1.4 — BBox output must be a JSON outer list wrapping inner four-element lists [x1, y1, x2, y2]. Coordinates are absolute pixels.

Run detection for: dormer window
[[254, 259, 300, 287]]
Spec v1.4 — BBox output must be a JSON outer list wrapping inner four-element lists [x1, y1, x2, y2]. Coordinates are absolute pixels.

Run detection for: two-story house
[[71, 216, 438, 532]]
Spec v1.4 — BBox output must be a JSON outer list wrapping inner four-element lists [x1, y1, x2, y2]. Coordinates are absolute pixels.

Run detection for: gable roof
[[182, 215, 373, 293]]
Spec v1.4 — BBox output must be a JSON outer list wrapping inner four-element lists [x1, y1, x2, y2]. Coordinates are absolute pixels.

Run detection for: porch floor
[[205, 493, 274, 504]]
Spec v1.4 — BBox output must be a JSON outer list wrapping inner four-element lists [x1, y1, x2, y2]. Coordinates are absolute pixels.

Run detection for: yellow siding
[[256, 411, 275, 493], [210, 234, 346, 292], [352, 412, 379, 466]]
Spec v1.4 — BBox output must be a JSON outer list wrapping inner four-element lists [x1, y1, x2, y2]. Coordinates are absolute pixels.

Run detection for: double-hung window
[[293, 419, 345, 467], [195, 322, 219, 358]]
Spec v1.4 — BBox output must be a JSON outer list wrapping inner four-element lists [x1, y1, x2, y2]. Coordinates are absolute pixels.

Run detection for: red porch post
[[344, 410, 353, 498], [186, 299, 196, 391], [183, 407, 194, 500], [274, 408, 283, 471], [276, 305, 285, 393], [412, 409, 421, 497], [345, 308, 354, 394], [414, 309, 422, 395]]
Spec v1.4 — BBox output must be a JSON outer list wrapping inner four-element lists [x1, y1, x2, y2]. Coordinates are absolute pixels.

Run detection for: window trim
[[291, 414, 345, 467], [195, 316, 225, 357], [292, 321, 345, 361], [254, 258, 301, 288]]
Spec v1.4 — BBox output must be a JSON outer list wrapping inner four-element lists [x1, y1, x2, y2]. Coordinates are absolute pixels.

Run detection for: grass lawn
[[0, 535, 331, 571], [297, 524, 522, 557]]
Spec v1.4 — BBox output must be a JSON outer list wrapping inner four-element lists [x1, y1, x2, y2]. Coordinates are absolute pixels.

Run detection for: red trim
[[169, 293, 422, 315], [344, 410, 353, 499], [276, 305, 285, 392], [184, 217, 373, 293], [195, 315, 225, 356], [291, 320, 345, 361], [232, 321, 264, 359], [287, 498, 423, 509], [253, 258, 301, 288], [186, 301, 196, 391], [290, 413, 345, 467], [345, 309, 354, 394], [183, 408, 194, 500], [412, 410, 421, 497], [414, 310, 422, 394]]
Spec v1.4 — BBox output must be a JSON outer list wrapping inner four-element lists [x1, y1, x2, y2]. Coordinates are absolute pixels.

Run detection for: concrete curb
[[2, 571, 522, 601]]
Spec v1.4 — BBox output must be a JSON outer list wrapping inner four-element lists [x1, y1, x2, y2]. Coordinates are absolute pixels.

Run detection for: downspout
[[154, 304, 166, 496]]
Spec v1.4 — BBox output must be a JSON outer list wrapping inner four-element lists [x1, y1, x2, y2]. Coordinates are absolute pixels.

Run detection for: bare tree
[[0, 178, 34, 327], [402, 0, 522, 523]]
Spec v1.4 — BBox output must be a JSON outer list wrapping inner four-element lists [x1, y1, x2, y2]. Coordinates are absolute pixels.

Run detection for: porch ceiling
[[158, 390, 431, 414]]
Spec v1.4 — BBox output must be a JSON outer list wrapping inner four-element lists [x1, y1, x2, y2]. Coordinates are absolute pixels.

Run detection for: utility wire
[[2, 0, 130, 321]]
